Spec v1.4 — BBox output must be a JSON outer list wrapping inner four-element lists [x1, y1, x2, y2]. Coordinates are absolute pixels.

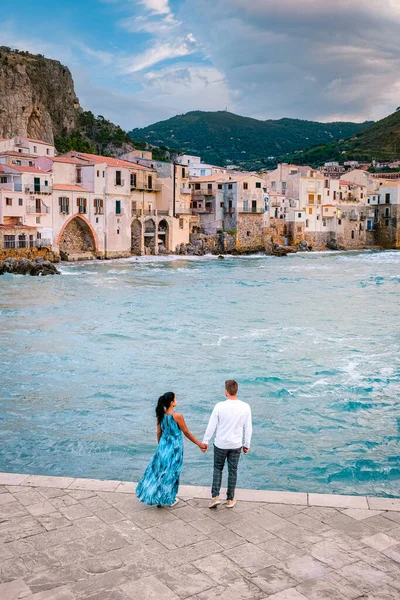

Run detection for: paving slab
[[0, 473, 399, 600]]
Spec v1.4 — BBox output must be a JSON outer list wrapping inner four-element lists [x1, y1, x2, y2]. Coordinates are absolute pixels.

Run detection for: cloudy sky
[[2, 0, 400, 129]]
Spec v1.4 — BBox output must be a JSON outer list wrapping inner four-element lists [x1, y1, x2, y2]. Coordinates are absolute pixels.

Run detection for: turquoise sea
[[0, 251, 399, 496]]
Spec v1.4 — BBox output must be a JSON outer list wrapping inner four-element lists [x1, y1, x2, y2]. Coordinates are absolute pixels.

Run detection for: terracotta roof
[[0, 223, 38, 229], [0, 151, 38, 158], [24, 137, 52, 145], [339, 179, 364, 187], [66, 152, 149, 169], [11, 165, 48, 175], [53, 184, 90, 192], [189, 176, 220, 183], [51, 157, 88, 165], [322, 204, 336, 207]]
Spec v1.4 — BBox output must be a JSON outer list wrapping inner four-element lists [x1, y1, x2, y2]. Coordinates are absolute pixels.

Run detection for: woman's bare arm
[[173, 413, 207, 450]]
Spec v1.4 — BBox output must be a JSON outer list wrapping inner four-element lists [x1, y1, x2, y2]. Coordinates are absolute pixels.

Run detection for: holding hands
[[199, 443, 208, 452]]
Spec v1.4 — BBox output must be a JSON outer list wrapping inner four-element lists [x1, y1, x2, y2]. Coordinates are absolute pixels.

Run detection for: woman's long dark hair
[[156, 392, 175, 424]]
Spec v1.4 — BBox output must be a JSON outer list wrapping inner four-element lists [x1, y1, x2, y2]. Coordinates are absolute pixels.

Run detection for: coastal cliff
[[0, 47, 80, 143]]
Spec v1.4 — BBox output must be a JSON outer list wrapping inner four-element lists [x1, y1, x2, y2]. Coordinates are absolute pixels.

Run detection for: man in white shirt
[[203, 380, 252, 508]]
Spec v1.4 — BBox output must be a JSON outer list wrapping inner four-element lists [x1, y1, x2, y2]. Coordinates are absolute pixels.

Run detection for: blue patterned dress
[[136, 413, 183, 506]]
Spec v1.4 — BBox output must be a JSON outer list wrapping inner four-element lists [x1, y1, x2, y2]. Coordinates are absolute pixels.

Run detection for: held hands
[[199, 443, 208, 453], [242, 446, 250, 454]]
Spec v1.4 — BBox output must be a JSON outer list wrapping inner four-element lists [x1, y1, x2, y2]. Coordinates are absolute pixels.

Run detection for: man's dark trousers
[[212, 445, 241, 500]]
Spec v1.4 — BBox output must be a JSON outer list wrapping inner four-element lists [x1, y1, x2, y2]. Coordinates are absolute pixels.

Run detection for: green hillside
[[129, 111, 372, 168], [286, 109, 400, 167]]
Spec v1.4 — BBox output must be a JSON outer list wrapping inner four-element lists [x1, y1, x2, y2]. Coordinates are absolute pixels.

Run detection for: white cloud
[[139, 0, 171, 15], [123, 35, 197, 73], [78, 44, 114, 66]]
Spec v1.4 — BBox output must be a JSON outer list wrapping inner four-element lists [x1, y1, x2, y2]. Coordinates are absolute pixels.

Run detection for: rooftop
[[65, 152, 150, 170], [52, 184, 91, 192], [11, 165, 48, 175]]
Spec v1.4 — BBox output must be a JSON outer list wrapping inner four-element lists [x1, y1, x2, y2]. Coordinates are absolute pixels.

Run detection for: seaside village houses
[[1, 135, 400, 260]]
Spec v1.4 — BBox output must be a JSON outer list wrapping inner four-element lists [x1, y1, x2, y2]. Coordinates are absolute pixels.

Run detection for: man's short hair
[[225, 380, 238, 396]]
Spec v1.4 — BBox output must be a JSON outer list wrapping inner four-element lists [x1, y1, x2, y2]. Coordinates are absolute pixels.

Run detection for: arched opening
[[59, 216, 96, 260], [131, 219, 142, 255], [157, 219, 169, 254], [144, 219, 156, 254]]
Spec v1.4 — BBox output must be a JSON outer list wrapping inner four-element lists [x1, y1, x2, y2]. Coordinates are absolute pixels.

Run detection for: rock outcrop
[[0, 257, 60, 276], [0, 47, 80, 143]]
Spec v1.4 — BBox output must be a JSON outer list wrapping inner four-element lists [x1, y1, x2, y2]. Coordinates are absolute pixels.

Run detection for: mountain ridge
[[129, 110, 373, 168]]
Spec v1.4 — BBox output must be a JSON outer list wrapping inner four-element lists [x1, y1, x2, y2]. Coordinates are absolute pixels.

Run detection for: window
[[148, 175, 153, 189], [130, 173, 137, 188], [247, 231, 251, 237], [200, 169, 206, 176], [367, 220, 373, 231], [4, 235, 16, 248], [323, 219, 327, 227], [181, 168, 186, 178], [29, 161, 33, 167], [94, 198, 104, 215], [252, 200, 257, 213], [18, 198, 23, 206], [327, 190, 330, 196], [271, 181, 276, 190], [36, 217, 40, 224], [115, 170, 122, 186], [282, 182, 286, 193], [218, 184, 223, 190], [59, 197, 70, 214], [0, 176, 6, 183], [37, 232, 42, 239], [385, 218, 390, 227], [339, 192, 343, 200], [76, 168, 82, 184], [97, 170, 100, 177], [116, 200, 122, 215], [385, 207, 390, 218], [18, 234, 27, 248], [228, 200, 233, 211], [256, 182, 261, 188], [103, 171, 105, 177], [46, 149, 50, 155], [208, 183, 213, 190], [316, 215, 320, 220], [298, 213, 302, 218], [228, 184, 233, 190], [361, 193, 364, 199], [338, 219, 342, 225], [308, 194, 314, 204], [317, 194, 321, 204], [243, 182, 248, 190], [351, 230, 355, 239], [333, 191, 337, 200], [308, 208, 313, 214], [96, 217, 99, 224], [325, 179, 329, 188], [16, 160, 21, 166], [367, 198, 370, 204], [195, 183, 200, 190], [117, 228, 120, 235], [6, 198, 12, 206], [385, 193, 390, 204], [77, 197, 87, 214], [220, 202, 224, 208], [179, 218, 184, 229], [33, 146, 37, 153], [305, 219, 309, 228], [377, 196, 380, 204], [243, 200, 248, 212], [192, 201, 197, 208]]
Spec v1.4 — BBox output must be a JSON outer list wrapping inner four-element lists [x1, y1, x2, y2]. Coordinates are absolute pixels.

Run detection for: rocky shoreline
[[0, 257, 60, 276]]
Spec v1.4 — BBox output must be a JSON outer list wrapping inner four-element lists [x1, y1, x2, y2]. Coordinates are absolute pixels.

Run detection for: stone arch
[[144, 218, 156, 254], [131, 219, 143, 255], [58, 215, 97, 260], [157, 219, 170, 253]]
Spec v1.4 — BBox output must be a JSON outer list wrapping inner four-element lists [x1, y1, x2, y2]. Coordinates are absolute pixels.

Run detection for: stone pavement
[[1, 474, 400, 600]]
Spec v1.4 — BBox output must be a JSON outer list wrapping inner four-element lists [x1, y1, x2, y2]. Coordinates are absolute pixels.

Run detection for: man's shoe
[[209, 496, 221, 508], [226, 499, 237, 508]]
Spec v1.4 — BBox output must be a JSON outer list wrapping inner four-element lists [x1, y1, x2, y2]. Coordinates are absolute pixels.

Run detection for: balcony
[[1, 238, 51, 249], [191, 206, 214, 214], [349, 212, 358, 221], [115, 179, 125, 187], [24, 185, 52, 194], [181, 187, 191, 194], [240, 207, 264, 214], [26, 204, 50, 214], [0, 182, 12, 190], [193, 188, 214, 196], [133, 182, 162, 192], [307, 186, 318, 193]]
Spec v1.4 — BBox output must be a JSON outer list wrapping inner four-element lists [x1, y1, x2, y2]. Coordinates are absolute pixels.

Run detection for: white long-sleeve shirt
[[203, 399, 252, 450]]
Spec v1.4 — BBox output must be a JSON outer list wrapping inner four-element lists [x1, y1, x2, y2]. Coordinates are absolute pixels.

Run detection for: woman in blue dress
[[136, 392, 206, 507]]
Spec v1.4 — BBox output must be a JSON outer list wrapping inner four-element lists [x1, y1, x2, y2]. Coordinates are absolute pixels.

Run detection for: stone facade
[[237, 213, 264, 252], [374, 204, 400, 249], [59, 216, 96, 260]]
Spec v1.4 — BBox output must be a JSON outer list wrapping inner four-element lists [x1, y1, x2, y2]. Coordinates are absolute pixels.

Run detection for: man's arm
[[203, 405, 219, 445], [243, 406, 252, 451]]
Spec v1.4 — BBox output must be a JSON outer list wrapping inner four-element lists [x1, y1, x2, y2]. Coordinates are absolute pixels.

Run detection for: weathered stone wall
[[336, 218, 367, 249], [0, 247, 58, 262], [59, 218, 96, 259], [131, 220, 142, 255], [263, 219, 287, 246], [286, 222, 305, 246], [237, 213, 264, 252], [304, 231, 330, 249], [374, 205, 400, 249]]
